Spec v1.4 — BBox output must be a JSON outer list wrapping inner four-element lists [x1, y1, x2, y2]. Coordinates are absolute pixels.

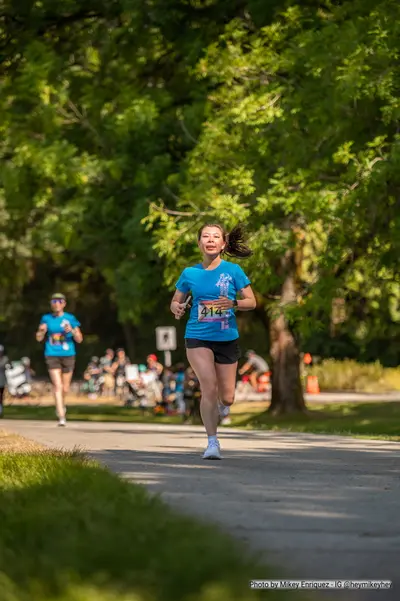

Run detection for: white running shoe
[[203, 440, 221, 460], [221, 416, 231, 425], [58, 418, 66, 427]]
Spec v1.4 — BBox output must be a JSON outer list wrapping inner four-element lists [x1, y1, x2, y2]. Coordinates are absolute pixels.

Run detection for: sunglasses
[[51, 299, 65, 304]]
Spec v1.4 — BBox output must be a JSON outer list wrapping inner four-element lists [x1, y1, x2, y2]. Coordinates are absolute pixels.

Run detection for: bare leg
[[48, 369, 65, 419], [215, 362, 238, 407], [186, 348, 219, 436], [61, 371, 73, 416]]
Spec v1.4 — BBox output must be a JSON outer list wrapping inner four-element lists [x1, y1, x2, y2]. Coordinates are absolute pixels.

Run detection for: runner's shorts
[[45, 356, 76, 373], [185, 339, 241, 364]]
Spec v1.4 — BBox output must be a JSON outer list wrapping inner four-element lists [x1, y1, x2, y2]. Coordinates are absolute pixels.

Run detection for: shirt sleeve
[[70, 315, 81, 328], [235, 264, 251, 291], [175, 268, 190, 293], [39, 315, 48, 327]]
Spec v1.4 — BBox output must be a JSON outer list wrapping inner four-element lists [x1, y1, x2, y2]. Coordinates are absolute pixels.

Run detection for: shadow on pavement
[[2, 420, 399, 600], [89, 442, 400, 601]]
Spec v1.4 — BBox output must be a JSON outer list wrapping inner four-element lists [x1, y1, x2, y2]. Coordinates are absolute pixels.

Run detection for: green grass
[[4, 404, 182, 424], [4, 400, 400, 441], [0, 450, 289, 601], [230, 402, 400, 441]]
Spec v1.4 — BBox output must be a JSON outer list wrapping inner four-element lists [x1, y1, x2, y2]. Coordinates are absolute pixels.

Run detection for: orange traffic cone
[[306, 375, 320, 394]]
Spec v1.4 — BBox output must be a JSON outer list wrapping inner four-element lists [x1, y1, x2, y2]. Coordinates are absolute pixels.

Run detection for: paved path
[[3, 419, 400, 600]]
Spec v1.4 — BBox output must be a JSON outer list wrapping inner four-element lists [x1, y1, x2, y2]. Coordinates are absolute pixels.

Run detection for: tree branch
[[179, 118, 198, 144], [66, 99, 106, 149], [162, 184, 181, 203], [162, 207, 211, 217]]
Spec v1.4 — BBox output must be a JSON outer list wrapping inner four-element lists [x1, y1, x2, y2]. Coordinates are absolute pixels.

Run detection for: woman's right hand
[[36, 323, 47, 342], [172, 302, 188, 320]]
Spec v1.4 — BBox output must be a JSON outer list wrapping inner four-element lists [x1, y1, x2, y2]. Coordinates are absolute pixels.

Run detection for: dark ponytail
[[224, 224, 253, 258], [197, 223, 253, 259]]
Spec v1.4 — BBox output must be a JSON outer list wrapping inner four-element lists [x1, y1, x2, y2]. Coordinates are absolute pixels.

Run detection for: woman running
[[170, 223, 256, 459], [36, 293, 83, 426]]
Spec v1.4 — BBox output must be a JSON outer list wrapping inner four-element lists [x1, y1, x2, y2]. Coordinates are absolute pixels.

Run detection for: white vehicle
[[5, 359, 32, 397]]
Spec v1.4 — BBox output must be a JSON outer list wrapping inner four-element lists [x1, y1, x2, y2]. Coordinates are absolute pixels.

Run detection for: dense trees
[[1, 1, 399, 406]]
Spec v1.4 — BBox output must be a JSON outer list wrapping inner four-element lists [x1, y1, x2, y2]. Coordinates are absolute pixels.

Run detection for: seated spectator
[[100, 348, 115, 396], [82, 356, 102, 398], [112, 348, 131, 397], [162, 367, 176, 411], [125, 364, 147, 408], [147, 354, 164, 378], [174, 363, 186, 415]]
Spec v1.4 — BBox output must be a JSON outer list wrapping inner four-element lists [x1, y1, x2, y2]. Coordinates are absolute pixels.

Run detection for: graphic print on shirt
[[216, 273, 233, 296], [198, 273, 233, 330], [50, 333, 66, 345], [49, 319, 70, 351]]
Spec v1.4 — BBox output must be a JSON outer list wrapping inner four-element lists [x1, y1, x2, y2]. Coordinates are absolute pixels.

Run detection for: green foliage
[[308, 359, 400, 392], [145, 0, 400, 361], [1, 0, 400, 367], [0, 0, 250, 336]]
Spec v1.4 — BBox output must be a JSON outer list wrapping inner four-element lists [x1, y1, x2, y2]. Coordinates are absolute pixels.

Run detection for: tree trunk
[[254, 296, 270, 336], [122, 322, 136, 361], [268, 250, 306, 415]]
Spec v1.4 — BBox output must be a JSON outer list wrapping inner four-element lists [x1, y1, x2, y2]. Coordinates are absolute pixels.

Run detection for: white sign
[[125, 364, 139, 381], [156, 326, 177, 351]]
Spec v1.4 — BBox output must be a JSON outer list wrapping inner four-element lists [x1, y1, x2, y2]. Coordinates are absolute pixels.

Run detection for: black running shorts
[[45, 356, 76, 373], [185, 338, 241, 364]]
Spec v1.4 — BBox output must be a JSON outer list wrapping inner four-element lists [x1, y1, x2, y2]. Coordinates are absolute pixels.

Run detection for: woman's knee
[[62, 380, 72, 395], [200, 382, 218, 401], [52, 382, 63, 393], [220, 392, 235, 406], [218, 382, 236, 406]]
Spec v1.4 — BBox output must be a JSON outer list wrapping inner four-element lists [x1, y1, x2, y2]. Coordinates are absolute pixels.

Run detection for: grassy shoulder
[[230, 401, 400, 441], [0, 428, 45, 452], [4, 400, 400, 441], [0, 447, 291, 601]]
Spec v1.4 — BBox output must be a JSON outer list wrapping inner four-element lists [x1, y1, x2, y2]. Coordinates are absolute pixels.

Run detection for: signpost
[[155, 326, 177, 367]]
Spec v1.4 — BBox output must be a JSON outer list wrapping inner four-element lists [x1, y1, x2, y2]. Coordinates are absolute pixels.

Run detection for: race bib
[[198, 301, 230, 322]]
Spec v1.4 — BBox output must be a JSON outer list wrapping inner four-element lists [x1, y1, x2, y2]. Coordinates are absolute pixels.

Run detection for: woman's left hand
[[213, 296, 234, 310], [64, 323, 73, 333]]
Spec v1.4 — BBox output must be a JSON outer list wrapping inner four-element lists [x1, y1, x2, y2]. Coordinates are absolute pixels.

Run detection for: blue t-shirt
[[39, 312, 81, 357], [175, 260, 251, 342]]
